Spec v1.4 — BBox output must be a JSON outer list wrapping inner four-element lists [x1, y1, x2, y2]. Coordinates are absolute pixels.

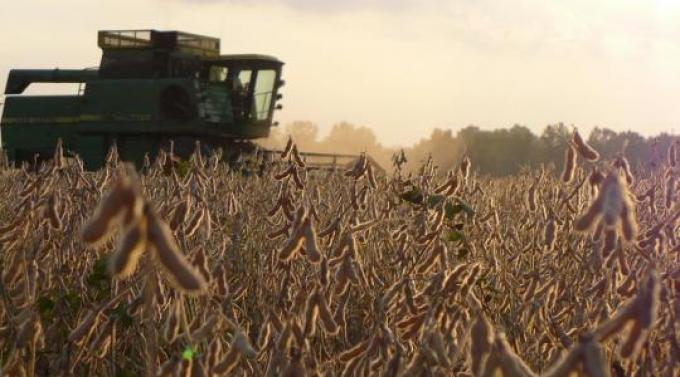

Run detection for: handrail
[[98, 30, 220, 57], [99, 33, 151, 49]]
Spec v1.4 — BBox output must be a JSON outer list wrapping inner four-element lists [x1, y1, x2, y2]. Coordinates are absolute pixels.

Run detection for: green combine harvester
[[0, 29, 361, 170]]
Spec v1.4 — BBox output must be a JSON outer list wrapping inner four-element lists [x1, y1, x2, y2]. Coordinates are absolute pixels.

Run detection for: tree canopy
[[260, 121, 675, 176]]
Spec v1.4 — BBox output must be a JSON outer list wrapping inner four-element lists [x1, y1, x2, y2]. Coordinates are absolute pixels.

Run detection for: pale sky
[[1, 0, 679, 146]]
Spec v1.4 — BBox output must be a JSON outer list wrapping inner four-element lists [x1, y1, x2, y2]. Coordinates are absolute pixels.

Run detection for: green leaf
[[444, 199, 476, 220], [182, 346, 197, 360], [427, 194, 446, 208], [444, 202, 459, 220], [87, 255, 111, 300], [87, 255, 109, 285], [63, 291, 82, 312], [400, 187, 423, 204], [455, 199, 475, 217], [447, 230, 465, 242], [111, 304, 134, 328], [177, 161, 191, 178], [37, 296, 55, 319]]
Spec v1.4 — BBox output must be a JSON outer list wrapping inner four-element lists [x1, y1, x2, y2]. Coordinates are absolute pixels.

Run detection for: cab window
[[208, 66, 228, 82], [236, 70, 252, 90], [253, 69, 276, 121]]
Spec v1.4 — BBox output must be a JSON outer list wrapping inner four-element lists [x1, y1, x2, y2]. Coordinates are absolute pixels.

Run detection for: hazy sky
[[1, 0, 679, 146]]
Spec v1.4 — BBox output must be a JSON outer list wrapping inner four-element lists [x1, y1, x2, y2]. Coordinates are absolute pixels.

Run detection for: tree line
[[260, 121, 675, 176]]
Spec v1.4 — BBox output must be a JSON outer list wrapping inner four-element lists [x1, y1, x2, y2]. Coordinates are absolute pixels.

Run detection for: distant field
[[0, 137, 677, 376]]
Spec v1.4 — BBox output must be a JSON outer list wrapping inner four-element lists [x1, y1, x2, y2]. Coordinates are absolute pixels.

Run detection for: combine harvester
[[0, 29, 377, 171]]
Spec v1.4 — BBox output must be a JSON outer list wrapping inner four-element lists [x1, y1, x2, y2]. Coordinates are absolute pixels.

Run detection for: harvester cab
[[1, 30, 285, 169]]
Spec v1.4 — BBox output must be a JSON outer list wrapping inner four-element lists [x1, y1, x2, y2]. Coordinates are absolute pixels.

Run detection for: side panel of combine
[[1, 95, 81, 164], [80, 79, 161, 134], [76, 78, 199, 168]]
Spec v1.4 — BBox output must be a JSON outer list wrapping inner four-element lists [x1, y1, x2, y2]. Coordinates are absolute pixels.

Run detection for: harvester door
[[230, 70, 253, 120], [253, 69, 276, 121]]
